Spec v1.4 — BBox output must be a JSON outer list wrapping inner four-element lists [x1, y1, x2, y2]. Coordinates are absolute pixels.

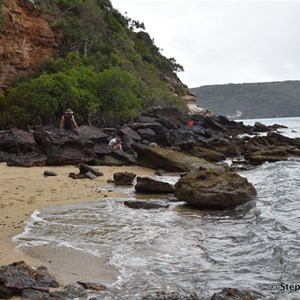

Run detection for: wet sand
[[0, 162, 155, 285]]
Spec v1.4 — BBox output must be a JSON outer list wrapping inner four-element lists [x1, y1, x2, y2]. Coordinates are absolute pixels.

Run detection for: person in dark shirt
[[60, 108, 79, 132]]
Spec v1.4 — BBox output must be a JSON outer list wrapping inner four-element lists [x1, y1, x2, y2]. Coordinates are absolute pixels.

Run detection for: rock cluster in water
[[0, 262, 259, 299]]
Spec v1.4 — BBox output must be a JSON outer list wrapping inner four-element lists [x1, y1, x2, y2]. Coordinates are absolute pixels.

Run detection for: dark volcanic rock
[[157, 107, 189, 129], [97, 149, 137, 166], [21, 289, 50, 300], [253, 122, 270, 133], [34, 129, 96, 165], [79, 163, 103, 176], [128, 122, 163, 133], [94, 145, 114, 156], [0, 129, 40, 154], [137, 128, 156, 140], [244, 147, 290, 165], [77, 281, 108, 291], [120, 126, 142, 141], [191, 146, 226, 162], [124, 200, 169, 209], [0, 261, 58, 299], [141, 291, 199, 299], [135, 177, 174, 194], [0, 151, 16, 162], [175, 169, 257, 209], [78, 125, 108, 143], [7, 153, 47, 167], [113, 171, 136, 185], [43, 170, 58, 176], [210, 287, 258, 300], [50, 285, 87, 299], [132, 143, 227, 172]]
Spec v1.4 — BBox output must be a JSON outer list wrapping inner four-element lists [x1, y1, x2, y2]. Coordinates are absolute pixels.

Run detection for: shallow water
[[14, 117, 300, 299]]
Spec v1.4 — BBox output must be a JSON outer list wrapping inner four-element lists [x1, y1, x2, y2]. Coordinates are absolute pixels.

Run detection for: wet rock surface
[[113, 171, 136, 185], [0, 261, 264, 299], [33, 129, 96, 165], [124, 200, 169, 209], [210, 287, 258, 300], [135, 176, 174, 194], [0, 261, 58, 299], [132, 143, 227, 173], [175, 169, 257, 209]]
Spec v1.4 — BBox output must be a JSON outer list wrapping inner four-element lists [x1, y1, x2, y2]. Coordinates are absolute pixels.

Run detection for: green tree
[[4, 65, 99, 128], [96, 67, 141, 124]]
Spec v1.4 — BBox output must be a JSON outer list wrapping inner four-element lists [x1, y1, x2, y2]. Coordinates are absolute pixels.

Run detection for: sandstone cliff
[[0, 0, 61, 95], [0, 0, 206, 115]]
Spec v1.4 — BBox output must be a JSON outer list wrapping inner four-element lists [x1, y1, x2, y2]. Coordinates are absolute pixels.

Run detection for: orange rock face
[[0, 0, 61, 95]]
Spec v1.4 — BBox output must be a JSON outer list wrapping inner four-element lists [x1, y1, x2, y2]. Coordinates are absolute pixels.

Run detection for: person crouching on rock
[[60, 108, 79, 132], [109, 137, 123, 151]]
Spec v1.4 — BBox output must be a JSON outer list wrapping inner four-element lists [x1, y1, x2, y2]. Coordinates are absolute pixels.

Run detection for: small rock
[[124, 201, 169, 210], [113, 172, 136, 185], [43, 170, 57, 176]]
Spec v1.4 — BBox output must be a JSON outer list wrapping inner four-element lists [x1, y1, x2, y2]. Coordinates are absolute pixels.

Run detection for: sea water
[[14, 117, 300, 300]]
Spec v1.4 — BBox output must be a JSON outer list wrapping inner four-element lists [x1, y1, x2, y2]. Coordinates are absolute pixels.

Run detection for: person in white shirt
[[109, 137, 123, 151]]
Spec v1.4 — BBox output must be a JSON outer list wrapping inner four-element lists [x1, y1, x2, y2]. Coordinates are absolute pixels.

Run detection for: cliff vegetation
[[191, 81, 300, 119], [0, 0, 187, 129]]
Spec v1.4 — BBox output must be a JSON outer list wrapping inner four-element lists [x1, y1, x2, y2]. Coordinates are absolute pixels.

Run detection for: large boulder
[[244, 147, 290, 165], [0, 129, 40, 154], [79, 163, 103, 176], [78, 125, 108, 143], [7, 153, 47, 167], [34, 129, 96, 165], [174, 169, 257, 209], [132, 143, 227, 172], [120, 126, 141, 141], [113, 172, 136, 185], [0, 261, 58, 299], [135, 177, 174, 194]]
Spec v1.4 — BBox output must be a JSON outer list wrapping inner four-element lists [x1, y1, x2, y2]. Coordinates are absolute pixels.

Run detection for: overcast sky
[[110, 0, 300, 88]]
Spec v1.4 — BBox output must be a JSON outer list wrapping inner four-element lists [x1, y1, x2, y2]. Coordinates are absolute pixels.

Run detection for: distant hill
[[191, 81, 300, 119]]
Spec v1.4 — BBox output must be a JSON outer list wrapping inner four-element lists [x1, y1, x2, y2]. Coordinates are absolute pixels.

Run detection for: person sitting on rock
[[60, 108, 79, 132], [109, 137, 123, 151]]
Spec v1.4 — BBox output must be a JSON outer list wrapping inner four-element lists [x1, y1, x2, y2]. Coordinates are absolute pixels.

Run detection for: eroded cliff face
[[160, 73, 209, 114], [0, 0, 61, 95], [0, 0, 206, 114]]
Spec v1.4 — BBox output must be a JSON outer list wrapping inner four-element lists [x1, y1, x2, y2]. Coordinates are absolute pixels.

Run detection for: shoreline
[[0, 162, 156, 286]]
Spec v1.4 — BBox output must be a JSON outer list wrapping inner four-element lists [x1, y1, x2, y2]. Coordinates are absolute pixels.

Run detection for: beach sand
[[0, 162, 156, 286]]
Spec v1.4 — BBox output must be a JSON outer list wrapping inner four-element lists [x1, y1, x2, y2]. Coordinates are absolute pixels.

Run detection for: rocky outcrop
[[174, 169, 257, 209], [0, 128, 39, 154], [0, 261, 58, 298], [0, 0, 61, 95], [33, 129, 96, 165], [0, 107, 299, 169], [113, 171, 136, 185], [132, 143, 227, 173], [135, 176, 174, 194], [244, 147, 290, 165], [6, 152, 47, 167]]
